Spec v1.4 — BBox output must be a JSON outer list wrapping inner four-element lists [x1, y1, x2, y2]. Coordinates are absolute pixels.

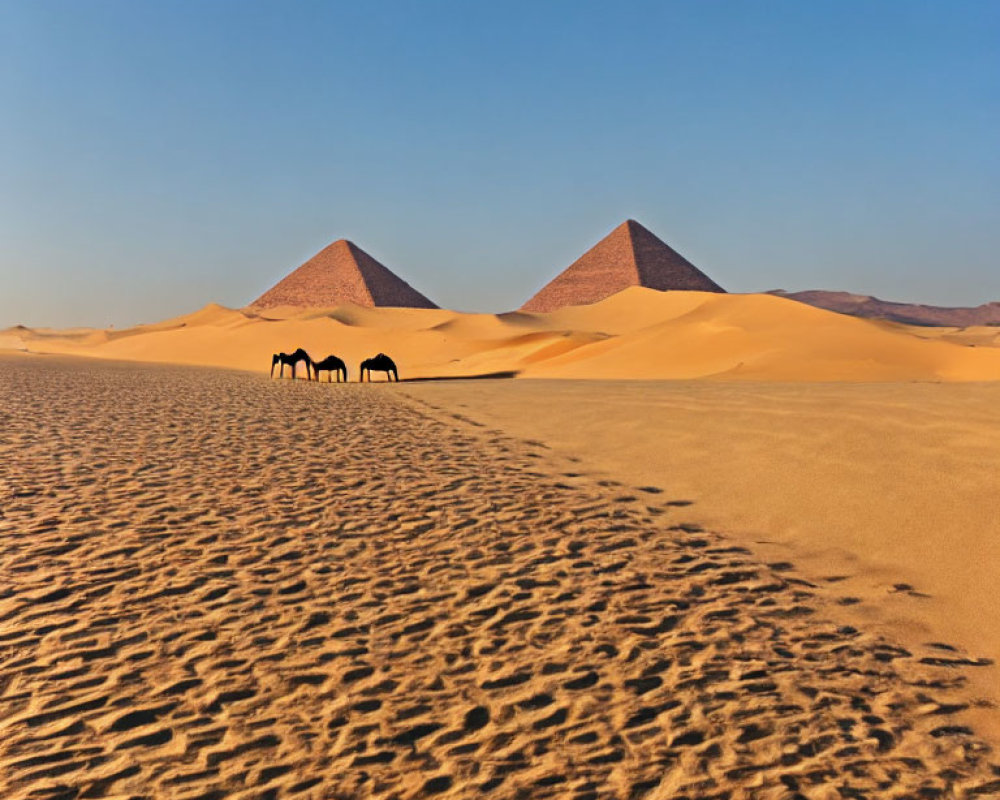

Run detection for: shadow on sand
[[401, 370, 520, 383]]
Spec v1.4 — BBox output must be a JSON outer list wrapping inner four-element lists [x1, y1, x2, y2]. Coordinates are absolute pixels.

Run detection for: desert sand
[[3, 287, 1000, 797], [401, 379, 1000, 741], [6, 288, 1000, 382], [1, 354, 998, 800]]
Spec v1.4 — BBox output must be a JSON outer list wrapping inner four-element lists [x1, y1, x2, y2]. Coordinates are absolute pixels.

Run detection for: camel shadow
[[401, 371, 520, 382]]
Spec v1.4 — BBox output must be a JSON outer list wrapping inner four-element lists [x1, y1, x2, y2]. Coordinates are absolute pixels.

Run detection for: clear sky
[[2, 1, 997, 327]]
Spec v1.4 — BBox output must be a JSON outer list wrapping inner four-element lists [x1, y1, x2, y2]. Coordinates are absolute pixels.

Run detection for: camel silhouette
[[312, 354, 348, 383], [270, 348, 313, 380], [360, 353, 398, 382]]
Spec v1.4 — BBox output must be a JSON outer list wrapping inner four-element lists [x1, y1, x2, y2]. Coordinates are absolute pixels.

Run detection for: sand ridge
[[7, 287, 1000, 382], [1, 356, 997, 798]]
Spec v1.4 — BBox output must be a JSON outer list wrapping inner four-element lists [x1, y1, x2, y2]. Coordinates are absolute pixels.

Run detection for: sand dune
[[6, 288, 1000, 382], [526, 292, 1000, 381], [2, 355, 998, 799]]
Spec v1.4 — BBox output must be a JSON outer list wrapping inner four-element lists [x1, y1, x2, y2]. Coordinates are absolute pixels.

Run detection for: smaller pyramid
[[250, 239, 438, 310], [521, 220, 724, 312]]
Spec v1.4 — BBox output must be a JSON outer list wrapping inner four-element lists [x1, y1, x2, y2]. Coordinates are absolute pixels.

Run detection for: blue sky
[[2, 0, 997, 326]]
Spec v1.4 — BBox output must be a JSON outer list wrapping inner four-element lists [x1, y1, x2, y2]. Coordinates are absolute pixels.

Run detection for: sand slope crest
[[5, 288, 1000, 381]]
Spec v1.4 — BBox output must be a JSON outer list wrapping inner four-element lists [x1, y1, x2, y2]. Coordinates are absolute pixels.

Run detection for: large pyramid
[[250, 239, 438, 310], [521, 219, 724, 312]]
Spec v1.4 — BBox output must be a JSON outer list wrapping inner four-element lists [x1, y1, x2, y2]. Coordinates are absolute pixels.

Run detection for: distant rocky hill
[[769, 290, 1000, 328]]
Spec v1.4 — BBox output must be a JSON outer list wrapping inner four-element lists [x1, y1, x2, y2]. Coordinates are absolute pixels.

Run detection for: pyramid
[[521, 219, 724, 312], [250, 239, 438, 310]]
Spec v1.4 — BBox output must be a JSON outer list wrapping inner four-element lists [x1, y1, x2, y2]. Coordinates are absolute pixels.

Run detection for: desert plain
[[2, 286, 1000, 799]]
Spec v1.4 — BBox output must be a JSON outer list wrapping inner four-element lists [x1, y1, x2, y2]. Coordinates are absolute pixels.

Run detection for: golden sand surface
[[402, 380, 1000, 744], [1, 355, 998, 799], [6, 288, 1000, 382]]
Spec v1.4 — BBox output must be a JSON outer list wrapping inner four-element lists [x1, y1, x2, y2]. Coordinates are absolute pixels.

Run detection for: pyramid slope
[[521, 219, 723, 312], [250, 240, 438, 310]]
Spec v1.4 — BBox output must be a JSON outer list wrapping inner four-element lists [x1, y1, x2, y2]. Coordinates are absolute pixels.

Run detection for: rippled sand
[[1, 356, 997, 799]]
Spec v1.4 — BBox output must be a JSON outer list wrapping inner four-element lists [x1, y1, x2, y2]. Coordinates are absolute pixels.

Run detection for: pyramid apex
[[620, 219, 658, 237], [614, 219, 654, 240]]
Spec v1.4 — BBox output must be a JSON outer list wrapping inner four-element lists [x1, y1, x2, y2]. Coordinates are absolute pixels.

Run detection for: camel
[[270, 348, 313, 380], [359, 353, 398, 382], [312, 354, 348, 383]]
